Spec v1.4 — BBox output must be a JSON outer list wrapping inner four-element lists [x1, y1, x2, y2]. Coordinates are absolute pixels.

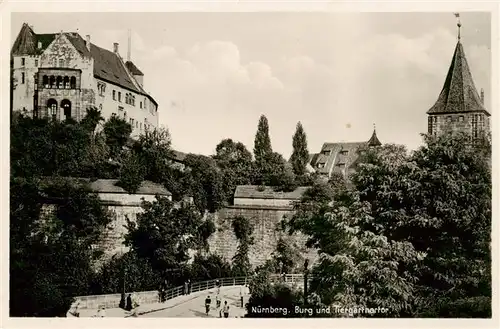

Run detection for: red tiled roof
[[427, 41, 489, 116]]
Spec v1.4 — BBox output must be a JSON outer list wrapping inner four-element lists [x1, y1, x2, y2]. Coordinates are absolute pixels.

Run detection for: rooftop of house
[[11, 23, 157, 106], [38, 177, 171, 196], [427, 38, 489, 116], [234, 185, 310, 200], [309, 128, 382, 176]]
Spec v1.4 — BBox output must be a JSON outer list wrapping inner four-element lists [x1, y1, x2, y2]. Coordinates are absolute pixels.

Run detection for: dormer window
[[37, 41, 42, 49], [340, 150, 348, 156], [338, 163, 346, 168], [317, 162, 325, 169], [322, 150, 331, 156]]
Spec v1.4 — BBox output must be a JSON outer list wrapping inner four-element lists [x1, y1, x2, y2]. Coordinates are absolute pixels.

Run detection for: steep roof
[[11, 23, 41, 56], [125, 61, 144, 76], [89, 43, 143, 95], [367, 128, 382, 147], [234, 185, 309, 200], [427, 41, 489, 115], [11, 23, 157, 106]]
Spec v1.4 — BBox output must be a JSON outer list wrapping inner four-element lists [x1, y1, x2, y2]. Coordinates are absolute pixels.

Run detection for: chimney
[[85, 35, 91, 51], [480, 88, 484, 104], [113, 42, 119, 54]]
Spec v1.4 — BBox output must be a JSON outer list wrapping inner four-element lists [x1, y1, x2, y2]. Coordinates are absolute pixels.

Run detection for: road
[[139, 286, 248, 318]]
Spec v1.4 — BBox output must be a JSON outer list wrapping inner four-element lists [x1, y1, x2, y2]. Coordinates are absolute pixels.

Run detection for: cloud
[[127, 29, 488, 157]]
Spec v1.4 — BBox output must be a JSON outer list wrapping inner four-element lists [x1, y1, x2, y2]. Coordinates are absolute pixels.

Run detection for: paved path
[[77, 286, 248, 318], [139, 286, 247, 318]]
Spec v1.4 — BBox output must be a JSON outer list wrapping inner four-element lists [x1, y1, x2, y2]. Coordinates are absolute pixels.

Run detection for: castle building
[[308, 126, 382, 178], [10, 23, 158, 137], [426, 18, 490, 138]]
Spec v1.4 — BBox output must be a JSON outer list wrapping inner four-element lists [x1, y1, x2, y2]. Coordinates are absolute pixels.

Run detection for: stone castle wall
[[208, 205, 318, 269]]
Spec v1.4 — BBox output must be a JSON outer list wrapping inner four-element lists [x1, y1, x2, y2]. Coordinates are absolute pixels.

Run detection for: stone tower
[[427, 16, 491, 139]]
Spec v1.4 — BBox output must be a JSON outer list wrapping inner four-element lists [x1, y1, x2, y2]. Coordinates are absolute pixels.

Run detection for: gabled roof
[[11, 23, 157, 107], [11, 23, 39, 56], [234, 185, 309, 200], [125, 61, 144, 76], [427, 40, 489, 116], [89, 43, 143, 95]]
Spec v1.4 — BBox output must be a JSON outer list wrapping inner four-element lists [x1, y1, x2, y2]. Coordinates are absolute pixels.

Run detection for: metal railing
[[69, 273, 310, 315]]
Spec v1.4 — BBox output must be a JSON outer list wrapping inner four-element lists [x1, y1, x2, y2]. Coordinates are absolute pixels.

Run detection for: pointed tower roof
[[367, 124, 382, 147], [11, 23, 37, 56], [427, 30, 489, 116]]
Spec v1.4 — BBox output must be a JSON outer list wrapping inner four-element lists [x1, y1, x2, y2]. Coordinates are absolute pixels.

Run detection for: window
[[447, 116, 452, 123], [99, 104, 102, 111], [64, 76, 70, 89], [111, 113, 117, 117], [49, 76, 55, 88], [322, 150, 331, 156], [459, 116, 464, 122], [59, 59, 64, 67], [57, 76, 63, 89], [317, 163, 325, 169], [136, 121, 138, 128], [21, 58, 25, 66], [118, 92, 122, 102], [21, 72, 25, 84], [70, 76, 76, 89], [35, 59, 39, 67], [140, 101, 142, 109], [42, 75, 48, 87], [338, 163, 346, 168], [53, 58, 57, 67], [340, 150, 348, 155], [113, 90, 116, 100], [125, 94, 129, 104], [140, 122, 142, 130]]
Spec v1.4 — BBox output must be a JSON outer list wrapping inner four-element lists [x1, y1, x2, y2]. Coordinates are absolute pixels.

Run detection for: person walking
[[187, 279, 192, 294], [222, 301, 230, 318], [204, 295, 212, 316], [239, 286, 244, 307], [216, 294, 221, 309]]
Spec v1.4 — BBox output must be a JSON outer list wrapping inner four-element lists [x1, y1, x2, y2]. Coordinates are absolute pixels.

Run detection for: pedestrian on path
[[184, 281, 188, 295], [188, 279, 191, 294], [223, 301, 230, 318], [239, 287, 244, 307], [216, 294, 221, 308], [205, 295, 212, 316]]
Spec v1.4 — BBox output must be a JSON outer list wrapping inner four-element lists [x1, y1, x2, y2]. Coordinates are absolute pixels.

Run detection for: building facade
[[11, 23, 159, 137], [308, 127, 382, 179], [426, 23, 491, 138]]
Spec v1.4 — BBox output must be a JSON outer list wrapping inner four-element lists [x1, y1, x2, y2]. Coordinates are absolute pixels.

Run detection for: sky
[[11, 12, 491, 157]]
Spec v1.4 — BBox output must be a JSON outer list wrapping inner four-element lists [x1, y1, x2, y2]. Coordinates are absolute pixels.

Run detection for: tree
[[103, 116, 132, 159], [287, 131, 491, 317], [133, 127, 174, 182], [213, 138, 253, 203], [290, 122, 309, 176], [189, 254, 233, 281], [287, 180, 424, 316], [117, 151, 146, 194], [10, 177, 113, 316], [124, 196, 214, 284], [183, 154, 227, 213], [231, 216, 254, 276], [253, 115, 273, 183], [264, 152, 297, 192]]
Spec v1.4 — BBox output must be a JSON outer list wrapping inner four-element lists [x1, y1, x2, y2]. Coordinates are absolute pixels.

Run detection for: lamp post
[[303, 259, 309, 306], [119, 247, 127, 309]]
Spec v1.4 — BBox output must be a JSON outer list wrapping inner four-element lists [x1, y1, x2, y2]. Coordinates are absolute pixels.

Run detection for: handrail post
[[233, 278, 235, 286]]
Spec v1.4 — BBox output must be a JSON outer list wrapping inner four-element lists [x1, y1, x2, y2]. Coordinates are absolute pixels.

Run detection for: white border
[[1, 1, 498, 329]]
